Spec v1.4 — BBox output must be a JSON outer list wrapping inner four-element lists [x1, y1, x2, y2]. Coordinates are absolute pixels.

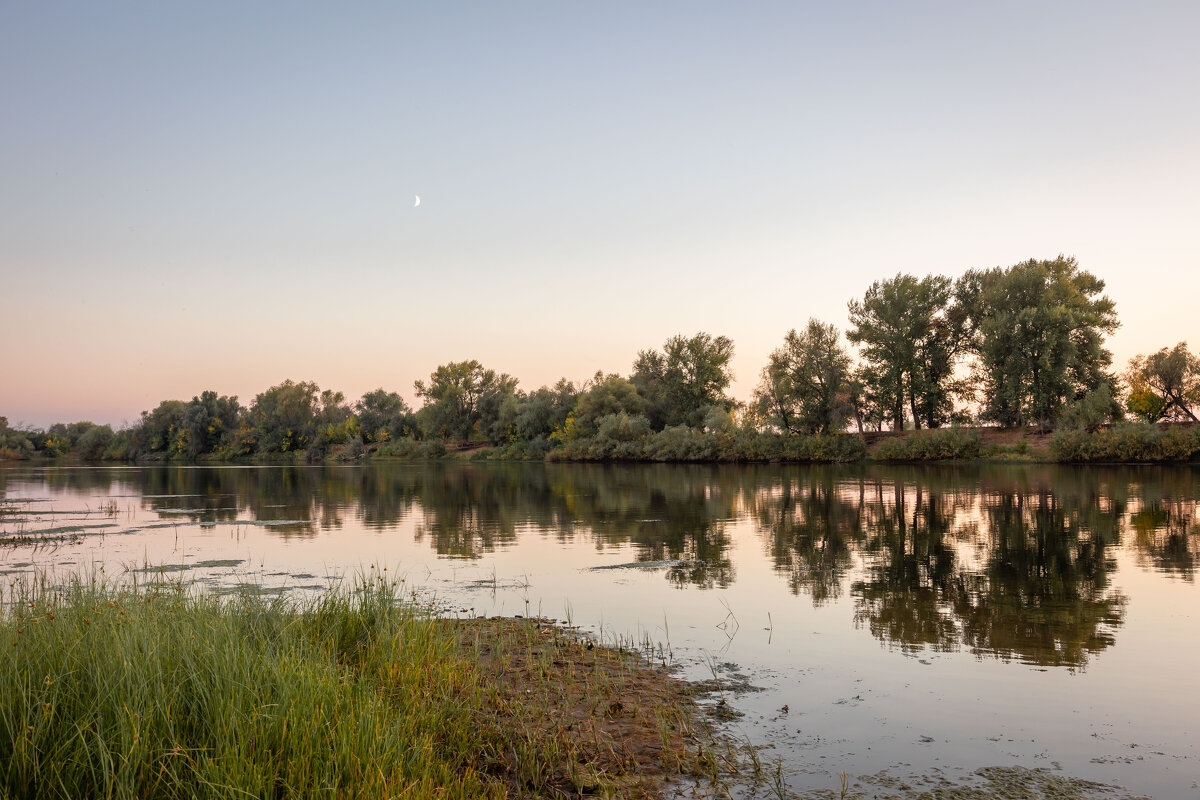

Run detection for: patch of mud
[[691, 661, 766, 722], [586, 558, 696, 571], [133, 559, 246, 574], [833, 766, 1153, 800], [4, 523, 116, 536], [212, 583, 288, 597]]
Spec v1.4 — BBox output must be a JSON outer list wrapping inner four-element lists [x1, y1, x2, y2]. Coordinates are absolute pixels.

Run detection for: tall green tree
[[956, 256, 1119, 428], [134, 400, 188, 455], [414, 361, 518, 444], [753, 320, 854, 435], [631, 332, 735, 429], [489, 379, 578, 445], [355, 389, 419, 442], [1125, 343, 1200, 422], [0, 417, 35, 459], [560, 372, 648, 441], [847, 273, 961, 430], [252, 380, 322, 453], [181, 391, 243, 456]]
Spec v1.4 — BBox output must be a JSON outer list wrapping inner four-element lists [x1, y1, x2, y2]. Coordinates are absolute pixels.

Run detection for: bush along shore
[[0, 574, 742, 800], [5, 423, 1200, 465]]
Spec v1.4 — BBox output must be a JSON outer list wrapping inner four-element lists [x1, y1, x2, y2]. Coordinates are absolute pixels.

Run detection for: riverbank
[[0, 575, 726, 799], [473, 422, 1200, 465], [5, 423, 1198, 466]]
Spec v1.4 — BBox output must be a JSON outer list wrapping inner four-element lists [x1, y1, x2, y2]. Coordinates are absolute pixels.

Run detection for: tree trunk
[[908, 376, 921, 431]]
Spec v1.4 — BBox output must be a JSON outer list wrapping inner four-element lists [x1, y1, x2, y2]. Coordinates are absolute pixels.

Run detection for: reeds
[[1, 573, 720, 799]]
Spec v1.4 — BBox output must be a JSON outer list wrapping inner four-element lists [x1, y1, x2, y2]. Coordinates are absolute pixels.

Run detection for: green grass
[[1, 575, 715, 799]]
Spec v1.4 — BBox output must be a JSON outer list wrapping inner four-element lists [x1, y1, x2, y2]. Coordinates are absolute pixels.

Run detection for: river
[[2, 462, 1197, 798]]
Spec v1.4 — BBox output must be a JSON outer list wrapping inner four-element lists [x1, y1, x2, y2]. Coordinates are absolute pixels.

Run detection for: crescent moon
[[414, 195, 421, 207]]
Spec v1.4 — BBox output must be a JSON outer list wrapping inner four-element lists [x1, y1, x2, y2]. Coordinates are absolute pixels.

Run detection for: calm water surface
[[3, 462, 1199, 798]]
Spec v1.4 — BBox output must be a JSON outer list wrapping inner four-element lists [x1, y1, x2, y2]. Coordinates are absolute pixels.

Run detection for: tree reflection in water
[[9, 462, 1200, 667]]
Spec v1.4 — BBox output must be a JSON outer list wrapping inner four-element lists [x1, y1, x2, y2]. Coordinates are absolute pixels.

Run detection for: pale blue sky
[[3, 2, 1199, 426]]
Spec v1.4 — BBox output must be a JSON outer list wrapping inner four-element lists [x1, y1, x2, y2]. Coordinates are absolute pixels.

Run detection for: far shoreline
[[6, 423, 1198, 467]]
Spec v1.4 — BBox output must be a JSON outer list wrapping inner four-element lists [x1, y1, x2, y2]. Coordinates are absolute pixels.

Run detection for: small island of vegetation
[[3, 256, 1198, 466]]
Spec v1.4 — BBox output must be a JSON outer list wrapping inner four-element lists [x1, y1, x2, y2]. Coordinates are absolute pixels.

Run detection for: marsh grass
[[0, 573, 724, 799]]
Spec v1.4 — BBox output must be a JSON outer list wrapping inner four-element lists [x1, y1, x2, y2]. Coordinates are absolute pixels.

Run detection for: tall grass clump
[[1, 573, 718, 799], [0, 575, 501, 799]]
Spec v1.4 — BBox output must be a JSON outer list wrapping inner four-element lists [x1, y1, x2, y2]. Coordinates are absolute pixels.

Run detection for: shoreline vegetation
[[5, 256, 1200, 466], [1, 573, 740, 799]]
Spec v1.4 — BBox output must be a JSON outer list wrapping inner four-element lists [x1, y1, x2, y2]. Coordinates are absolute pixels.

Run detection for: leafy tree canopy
[[631, 332, 735, 429], [848, 273, 961, 430], [956, 255, 1118, 428], [1125, 342, 1200, 423], [252, 380, 322, 453], [356, 389, 418, 443], [754, 319, 853, 435], [563, 372, 647, 440], [414, 361, 517, 444]]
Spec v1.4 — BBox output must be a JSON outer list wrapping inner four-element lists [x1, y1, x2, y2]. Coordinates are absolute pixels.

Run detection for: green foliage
[[0, 417, 35, 460], [133, 400, 189, 456], [956, 255, 1119, 428], [1125, 379, 1166, 423], [316, 417, 361, 449], [252, 380, 322, 454], [631, 332, 735, 429], [130, 392, 243, 459], [75, 424, 115, 460], [869, 427, 983, 461], [1049, 423, 1200, 462], [102, 431, 133, 461], [561, 372, 646, 440], [550, 423, 867, 463], [0, 577, 499, 799], [475, 436, 556, 461], [374, 438, 448, 459], [415, 361, 518, 444], [183, 391, 244, 457], [0, 573, 710, 799], [642, 425, 715, 461], [355, 388, 419, 443], [848, 273, 962, 430], [1125, 342, 1200, 422], [488, 379, 578, 445], [754, 319, 854, 434], [1056, 384, 1123, 432], [42, 434, 71, 457]]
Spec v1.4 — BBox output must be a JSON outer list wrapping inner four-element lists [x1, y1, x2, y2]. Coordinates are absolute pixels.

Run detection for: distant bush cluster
[[544, 420, 866, 463], [1050, 424, 1200, 463], [5, 255, 1199, 465]]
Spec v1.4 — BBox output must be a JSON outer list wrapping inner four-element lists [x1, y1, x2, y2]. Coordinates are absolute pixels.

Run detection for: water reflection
[[5, 462, 1200, 667]]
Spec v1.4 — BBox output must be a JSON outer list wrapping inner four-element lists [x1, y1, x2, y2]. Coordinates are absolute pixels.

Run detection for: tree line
[[2, 255, 1198, 463]]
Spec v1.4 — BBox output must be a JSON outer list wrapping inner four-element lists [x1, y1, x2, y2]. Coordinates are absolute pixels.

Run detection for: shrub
[[643, 425, 714, 461], [76, 425, 115, 460], [870, 428, 982, 461], [1049, 423, 1200, 462], [374, 438, 447, 459]]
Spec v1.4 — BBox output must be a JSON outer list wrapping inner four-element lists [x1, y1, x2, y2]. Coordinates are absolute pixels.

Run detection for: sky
[[2, 2, 1199, 428]]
